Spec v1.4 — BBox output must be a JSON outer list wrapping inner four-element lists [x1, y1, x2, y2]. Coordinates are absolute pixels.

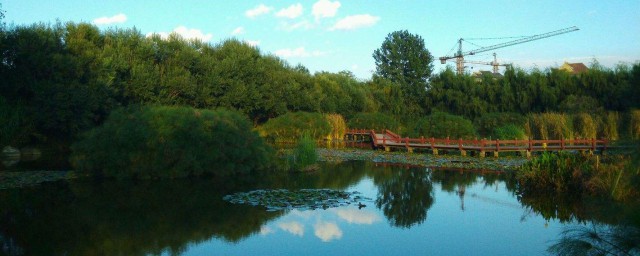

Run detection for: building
[[559, 62, 589, 75]]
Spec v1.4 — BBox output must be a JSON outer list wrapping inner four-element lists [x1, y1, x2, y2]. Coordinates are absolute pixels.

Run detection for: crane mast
[[440, 26, 579, 75]]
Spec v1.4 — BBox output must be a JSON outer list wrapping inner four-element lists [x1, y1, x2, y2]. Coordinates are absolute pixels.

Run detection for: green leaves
[[70, 106, 274, 179]]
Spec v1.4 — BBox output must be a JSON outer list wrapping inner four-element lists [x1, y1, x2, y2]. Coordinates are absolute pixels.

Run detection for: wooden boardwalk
[[345, 129, 608, 157]]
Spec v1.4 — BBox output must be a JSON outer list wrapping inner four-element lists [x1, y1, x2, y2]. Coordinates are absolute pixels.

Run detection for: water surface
[[0, 161, 637, 255]]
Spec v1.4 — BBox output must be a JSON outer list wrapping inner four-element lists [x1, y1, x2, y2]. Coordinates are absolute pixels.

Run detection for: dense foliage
[[259, 112, 331, 142], [373, 30, 434, 117], [408, 112, 476, 139], [1, 22, 639, 149], [70, 106, 273, 178], [347, 112, 400, 132]]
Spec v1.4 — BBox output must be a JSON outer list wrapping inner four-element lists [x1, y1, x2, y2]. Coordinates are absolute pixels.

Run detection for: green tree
[[373, 30, 434, 117]]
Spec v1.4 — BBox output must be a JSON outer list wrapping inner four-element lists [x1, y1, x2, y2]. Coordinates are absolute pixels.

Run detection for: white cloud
[[245, 40, 261, 47], [314, 221, 342, 242], [312, 0, 341, 20], [260, 226, 275, 236], [330, 14, 380, 31], [276, 3, 303, 19], [232, 27, 245, 35], [278, 221, 304, 237], [93, 13, 127, 25], [246, 4, 273, 18], [336, 209, 380, 224], [275, 47, 325, 58], [145, 26, 213, 42], [279, 20, 314, 31]]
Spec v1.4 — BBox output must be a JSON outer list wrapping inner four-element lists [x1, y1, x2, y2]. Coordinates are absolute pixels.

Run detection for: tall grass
[[259, 112, 331, 143], [572, 113, 597, 139], [525, 112, 572, 139], [630, 109, 640, 139], [290, 133, 318, 171], [325, 113, 347, 141], [517, 152, 639, 201], [598, 111, 619, 140]]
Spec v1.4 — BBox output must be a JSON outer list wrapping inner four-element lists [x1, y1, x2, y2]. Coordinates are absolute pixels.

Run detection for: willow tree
[[373, 30, 434, 117]]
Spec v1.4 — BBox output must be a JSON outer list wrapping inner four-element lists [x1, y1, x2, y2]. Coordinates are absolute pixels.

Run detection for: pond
[[1, 160, 638, 255]]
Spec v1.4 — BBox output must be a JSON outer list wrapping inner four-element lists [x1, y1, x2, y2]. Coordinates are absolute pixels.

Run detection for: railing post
[[421, 136, 425, 144], [446, 137, 450, 145], [591, 138, 596, 151], [496, 139, 500, 152], [561, 138, 565, 150], [458, 138, 462, 150]]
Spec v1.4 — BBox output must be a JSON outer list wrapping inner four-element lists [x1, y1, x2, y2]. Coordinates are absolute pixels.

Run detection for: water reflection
[[372, 166, 434, 228], [1, 160, 639, 255], [548, 223, 640, 255]]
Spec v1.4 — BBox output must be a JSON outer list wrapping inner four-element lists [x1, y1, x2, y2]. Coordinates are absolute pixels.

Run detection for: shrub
[[474, 112, 526, 138], [493, 124, 527, 140], [260, 112, 331, 142], [325, 113, 347, 141], [347, 112, 400, 132], [70, 105, 274, 179], [410, 112, 476, 139]]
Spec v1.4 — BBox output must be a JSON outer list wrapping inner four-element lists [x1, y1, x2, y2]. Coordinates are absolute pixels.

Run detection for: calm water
[[0, 160, 638, 255]]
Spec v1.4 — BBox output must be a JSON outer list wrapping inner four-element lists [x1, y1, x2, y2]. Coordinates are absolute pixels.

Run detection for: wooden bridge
[[345, 129, 608, 158]]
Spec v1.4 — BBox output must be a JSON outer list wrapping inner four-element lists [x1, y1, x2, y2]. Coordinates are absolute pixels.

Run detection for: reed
[[325, 113, 347, 141]]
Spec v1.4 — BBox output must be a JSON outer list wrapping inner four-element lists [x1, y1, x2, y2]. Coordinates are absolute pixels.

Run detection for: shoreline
[[317, 148, 528, 171]]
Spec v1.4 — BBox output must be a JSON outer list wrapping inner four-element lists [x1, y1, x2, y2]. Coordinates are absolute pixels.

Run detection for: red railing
[[345, 129, 608, 152]]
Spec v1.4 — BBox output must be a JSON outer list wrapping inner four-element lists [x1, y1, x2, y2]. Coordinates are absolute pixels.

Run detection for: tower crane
[[463, 53, 511, 74], [439, 26, 579, 75]]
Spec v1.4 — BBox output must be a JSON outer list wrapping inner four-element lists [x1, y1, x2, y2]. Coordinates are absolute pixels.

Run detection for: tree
[[373, 30, 434, 116]]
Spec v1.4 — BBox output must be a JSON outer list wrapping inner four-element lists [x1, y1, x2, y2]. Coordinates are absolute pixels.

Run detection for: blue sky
[[4, 0, 640, 79]]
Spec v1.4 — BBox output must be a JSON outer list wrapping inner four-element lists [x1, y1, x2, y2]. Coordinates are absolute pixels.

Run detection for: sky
[[3, 0, 640, 79]]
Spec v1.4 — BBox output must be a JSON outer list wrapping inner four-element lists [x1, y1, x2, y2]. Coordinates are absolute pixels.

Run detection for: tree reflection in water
[[548, 224, 640, 256], [372, 166, 434, 228]]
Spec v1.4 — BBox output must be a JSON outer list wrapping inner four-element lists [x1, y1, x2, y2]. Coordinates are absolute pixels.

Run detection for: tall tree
[[373, 30, 434, 117]]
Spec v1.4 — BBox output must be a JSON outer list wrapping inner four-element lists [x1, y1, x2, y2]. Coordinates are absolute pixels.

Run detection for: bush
[[347, 112, 400, 132], [493, 124, 527, 140], [71, 105, 274, 179], [474, 112, 526, 138], [260, 112, 331, 142], [410, 112, 476, 139]]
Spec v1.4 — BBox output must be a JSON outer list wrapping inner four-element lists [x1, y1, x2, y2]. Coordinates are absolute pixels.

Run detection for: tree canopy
[[373, 30, 434, 117]]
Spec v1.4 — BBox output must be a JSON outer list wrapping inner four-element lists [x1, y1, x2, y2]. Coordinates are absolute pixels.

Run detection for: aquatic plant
[[290, 133, 318, 171], [517, 152, 640, 202], [223, 189, 373, 211]]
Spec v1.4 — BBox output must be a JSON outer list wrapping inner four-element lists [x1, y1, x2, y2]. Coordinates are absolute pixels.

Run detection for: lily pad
[[223, 189, 373, 211]]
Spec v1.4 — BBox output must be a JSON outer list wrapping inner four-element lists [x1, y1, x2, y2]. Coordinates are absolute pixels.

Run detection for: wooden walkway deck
[[345, 129, 608, 157]]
